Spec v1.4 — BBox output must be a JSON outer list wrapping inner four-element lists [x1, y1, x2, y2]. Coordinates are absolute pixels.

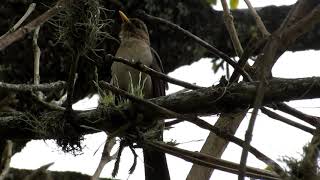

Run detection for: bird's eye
[[133, 22, 141, 28], [132, 20, 145, 30]]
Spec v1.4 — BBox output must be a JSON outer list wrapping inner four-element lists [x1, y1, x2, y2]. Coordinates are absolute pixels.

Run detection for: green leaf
[[230, 0, 239, 9]]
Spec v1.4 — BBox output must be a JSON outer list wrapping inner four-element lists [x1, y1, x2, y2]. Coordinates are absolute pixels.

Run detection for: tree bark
[[4, 168, 111, 180], [0, 77, 320, 140]]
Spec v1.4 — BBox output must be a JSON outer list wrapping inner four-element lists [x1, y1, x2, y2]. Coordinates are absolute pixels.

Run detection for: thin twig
[[229, 37, 266, 83], [0, 81, 66, 92], [221, 0, 243, 56], [243, 0, 270, 37], [0, 3, 36, 39], [273, 103, 320, 128], [0, 140, 13, 180], [128, 145, 138, 174], [0, 0, 64, 51], [137, 11, 252, 82], [33, 26, 41, 86], [30, 93, 65, 111], [32, 26, 43, 99], [261, 107, 315, 134], [239, 80, 266, 180], [143, 140, 281, 180], [164, 119, 183, 127], [112, 140, 124, 177], [91, 137, 117, 180], [65, 54, 79, 111], [106, 54, 202, 90]]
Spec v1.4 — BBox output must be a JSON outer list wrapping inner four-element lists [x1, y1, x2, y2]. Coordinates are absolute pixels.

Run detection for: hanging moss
[[52, 0, 111, 57]]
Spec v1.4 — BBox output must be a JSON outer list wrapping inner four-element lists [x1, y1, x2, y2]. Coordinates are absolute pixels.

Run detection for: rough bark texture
[[1, 77, 320, 140], [4, 168, 112, 180]]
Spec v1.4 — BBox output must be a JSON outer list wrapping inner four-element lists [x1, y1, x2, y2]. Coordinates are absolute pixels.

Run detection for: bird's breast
[[115, 39, 153, 65], [111, 39, 153, 98]]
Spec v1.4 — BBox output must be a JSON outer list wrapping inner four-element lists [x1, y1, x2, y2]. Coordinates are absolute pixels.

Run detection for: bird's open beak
[[119, 11, 131, 24]]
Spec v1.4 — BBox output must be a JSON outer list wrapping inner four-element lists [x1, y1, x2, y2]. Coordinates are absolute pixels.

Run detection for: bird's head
[[118, 11, 150, 44]]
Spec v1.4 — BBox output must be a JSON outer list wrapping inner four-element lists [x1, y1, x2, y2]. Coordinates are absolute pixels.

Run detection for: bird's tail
[[143, 147, 170, 180], [142, 122, 170, 180]]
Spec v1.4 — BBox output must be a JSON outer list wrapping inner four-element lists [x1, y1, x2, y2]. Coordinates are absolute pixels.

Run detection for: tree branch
[[104, 54, 202, 90], [1, 77, 320, 139], [143, 140, 280, 180], [0, 0, 64, 51], [137, 11, 252, 82], [243, 0, 270, 37], [261, 107, 315, 134], [0, 81, 66, 92], [0, 3, 36, 39], [221, 0, 243, 57], [273, 103, 320, 127]]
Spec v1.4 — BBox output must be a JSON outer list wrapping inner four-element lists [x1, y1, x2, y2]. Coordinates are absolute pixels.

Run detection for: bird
[[111, 11, 170, 180]]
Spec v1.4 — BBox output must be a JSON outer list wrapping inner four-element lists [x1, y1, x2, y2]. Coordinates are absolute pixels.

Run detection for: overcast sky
[[11, 1, 320, 180]]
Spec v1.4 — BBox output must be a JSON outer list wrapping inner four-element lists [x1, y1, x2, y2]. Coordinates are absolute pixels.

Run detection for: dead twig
[[274, 103, 320, 128], [261, 107, 315, 134], [30, 93, 65, 111], [91, 137, 117, 180], [0, 0, 64, 51], [243, 0, 270, 37], [33, 26, 41, 86], [220, 0, 243, 56], [0, 81, 66, 92], [137, 11, 252, 82], [239, 80, 266, 180], [0, 140, 13, 180], [105, 54, 202, 90], [143, 140, 281, 180], [0, 3, 36, 39]]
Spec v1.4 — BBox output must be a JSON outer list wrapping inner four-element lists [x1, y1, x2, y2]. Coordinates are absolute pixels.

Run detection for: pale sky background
[[11, 0, 320, 180]]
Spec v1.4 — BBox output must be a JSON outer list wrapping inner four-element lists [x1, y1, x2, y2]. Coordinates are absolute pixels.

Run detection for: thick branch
[[1, 77, 320, 139], [0, 81, 65, 92], [0, 81, 66, 92], [5, 167, 111, 180]]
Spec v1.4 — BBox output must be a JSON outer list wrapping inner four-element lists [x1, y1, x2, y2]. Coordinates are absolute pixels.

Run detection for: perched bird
[[111, 11, 170, 180]]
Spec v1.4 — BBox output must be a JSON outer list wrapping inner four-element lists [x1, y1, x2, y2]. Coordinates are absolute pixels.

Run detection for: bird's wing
[[150, 47, 166, 76], [150, 47, 168, 97]]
